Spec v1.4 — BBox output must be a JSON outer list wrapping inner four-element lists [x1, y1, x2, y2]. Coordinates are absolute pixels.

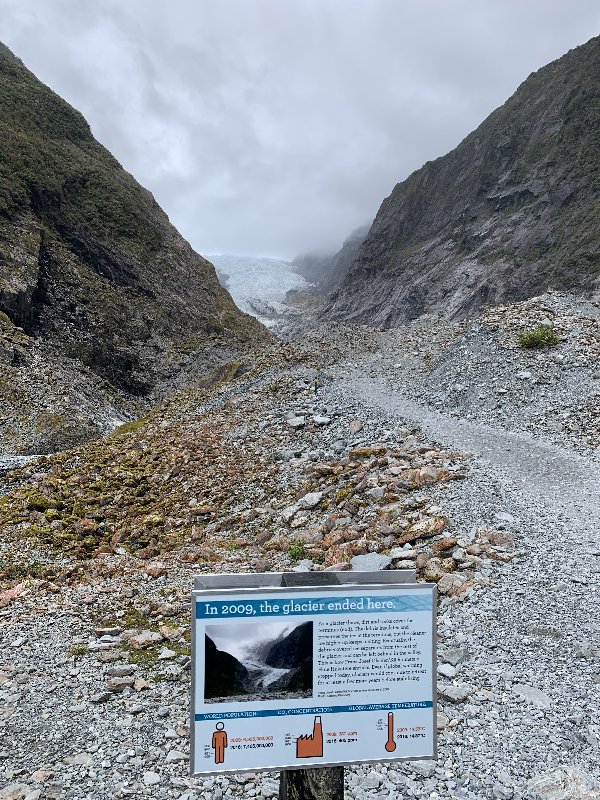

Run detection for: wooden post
[[279, 574, 344, 798], [279, 767, 344, 800]]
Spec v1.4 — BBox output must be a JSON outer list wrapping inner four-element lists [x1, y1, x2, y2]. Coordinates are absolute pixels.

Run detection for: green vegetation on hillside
[[0, 43, 268, 404], [0, 48, 162, 259], [517, 324, 560, 349]]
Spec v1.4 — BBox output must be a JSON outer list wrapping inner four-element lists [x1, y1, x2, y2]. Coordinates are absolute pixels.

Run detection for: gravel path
[[325, 366, 600, 799], [337, 373, 600, 525]]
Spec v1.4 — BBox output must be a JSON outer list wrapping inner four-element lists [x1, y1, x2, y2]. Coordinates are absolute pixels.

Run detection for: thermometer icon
[[385, 712, 396, 752]]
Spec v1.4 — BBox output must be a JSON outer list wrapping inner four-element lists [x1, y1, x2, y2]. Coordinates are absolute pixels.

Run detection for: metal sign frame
[[190, 570, 437, 776]]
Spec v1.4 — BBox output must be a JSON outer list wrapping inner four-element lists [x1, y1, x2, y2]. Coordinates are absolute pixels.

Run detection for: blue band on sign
[[195, 701, 433, 721], [196, 594, 432, 620]]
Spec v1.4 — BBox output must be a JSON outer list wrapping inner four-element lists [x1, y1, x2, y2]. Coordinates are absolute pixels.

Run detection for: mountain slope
[[0, 42, 267, 405], [293, 224, 370, 291], [327, 36, 600, 325]]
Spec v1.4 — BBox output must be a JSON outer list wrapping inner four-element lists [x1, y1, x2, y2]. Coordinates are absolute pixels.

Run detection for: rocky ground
[[0, 306, 274, 459], [1, 291, 599, 800], [373, 291, 600, 455]]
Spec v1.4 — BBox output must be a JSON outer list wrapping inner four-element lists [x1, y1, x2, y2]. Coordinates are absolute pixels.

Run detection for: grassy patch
[[517, 324, 560, 349], [69, 643, 89, 659], [0, 560, 46, 580], [113, 417, 149, 436], [288, 541, 307, 561], [100, 605, 157, 631]]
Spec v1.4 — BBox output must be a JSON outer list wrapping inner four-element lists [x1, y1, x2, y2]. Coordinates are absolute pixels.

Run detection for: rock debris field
[[1, 291, 599, 800]]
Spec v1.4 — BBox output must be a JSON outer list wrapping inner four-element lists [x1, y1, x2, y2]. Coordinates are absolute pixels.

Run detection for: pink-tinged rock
[[107, 676, 135, 692], [128, 630, 163, 649], [146, 562, 168, 578], [419, 466, 440, 484], [478, 529, 515, 548], [0, 583, 25, 609]]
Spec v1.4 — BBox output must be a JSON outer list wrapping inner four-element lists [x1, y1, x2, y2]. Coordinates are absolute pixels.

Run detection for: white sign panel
[[191, 582, 436, 775]]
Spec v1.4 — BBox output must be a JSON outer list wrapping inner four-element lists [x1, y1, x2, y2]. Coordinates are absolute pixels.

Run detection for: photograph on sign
[[191, 581, 436, 775], [204, 620, 313, 702]]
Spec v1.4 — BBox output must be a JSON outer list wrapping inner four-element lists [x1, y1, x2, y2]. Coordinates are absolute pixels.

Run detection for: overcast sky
[[1, 1, 599, 260], [207, 621, 295, 662]]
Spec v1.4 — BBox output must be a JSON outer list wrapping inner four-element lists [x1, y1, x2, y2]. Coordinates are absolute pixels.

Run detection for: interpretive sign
[[191, 571, 436, 775]]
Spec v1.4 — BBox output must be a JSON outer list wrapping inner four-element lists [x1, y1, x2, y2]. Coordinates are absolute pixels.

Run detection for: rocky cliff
[[204, 635, 250, 699], [327, 36, 600, 325], [0, 42, 268, 452], [265, 621, 313, 669], [265, 621, 313, 692], [293, 224, 370, 291]]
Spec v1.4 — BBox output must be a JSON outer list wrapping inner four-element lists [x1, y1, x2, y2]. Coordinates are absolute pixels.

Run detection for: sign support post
[[278, 572, 347, 800], [279, 765, 344, 800]]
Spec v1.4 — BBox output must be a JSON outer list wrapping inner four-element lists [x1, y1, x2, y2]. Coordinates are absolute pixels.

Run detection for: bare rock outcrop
[[327, 36, 600, 326]]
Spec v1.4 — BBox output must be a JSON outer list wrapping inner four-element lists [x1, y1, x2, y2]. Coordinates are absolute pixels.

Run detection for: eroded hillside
[[0, 43, 269, 453]]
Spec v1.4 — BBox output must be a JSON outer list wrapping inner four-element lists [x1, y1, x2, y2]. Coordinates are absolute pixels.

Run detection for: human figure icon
[[212, 722, 228, 764]]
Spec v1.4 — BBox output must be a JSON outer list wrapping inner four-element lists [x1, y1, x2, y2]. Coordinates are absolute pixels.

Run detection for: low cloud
[[2, 0, 599, 258]]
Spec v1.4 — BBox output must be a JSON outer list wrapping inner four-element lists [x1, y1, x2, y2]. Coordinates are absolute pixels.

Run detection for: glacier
[[209, 254, 310, 327]]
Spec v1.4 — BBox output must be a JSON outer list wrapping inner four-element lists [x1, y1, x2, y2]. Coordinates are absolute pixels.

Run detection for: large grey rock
[[410, 760, 436, 778], [350, 553, 391, 571], [292, 559, 314, 572], [299, 492, 323, 510], [438, 663, 457, 679], [438, 683, 473, 702], [512, 684, 552, 708], [442, 647, 469, 665], [165, 749, 185, 762]]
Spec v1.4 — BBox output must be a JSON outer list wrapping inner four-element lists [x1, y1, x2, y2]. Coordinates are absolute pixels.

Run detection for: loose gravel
[[1, 294, 599, 800]]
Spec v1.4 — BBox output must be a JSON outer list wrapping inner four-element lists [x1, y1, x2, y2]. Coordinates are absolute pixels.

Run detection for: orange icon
[[296, 715, 324, 758], [385, 712, 396, 752], [212, 722, 228, 764]]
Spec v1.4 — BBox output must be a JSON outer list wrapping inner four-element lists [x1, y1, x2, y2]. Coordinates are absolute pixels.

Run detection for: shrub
[[517, 324, 560, 349], [69, 644, 89, 658], [288, 541, 307, 561]]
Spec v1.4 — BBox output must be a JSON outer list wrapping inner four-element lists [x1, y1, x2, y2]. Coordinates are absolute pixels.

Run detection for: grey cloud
[[1, 0, 599, 258]]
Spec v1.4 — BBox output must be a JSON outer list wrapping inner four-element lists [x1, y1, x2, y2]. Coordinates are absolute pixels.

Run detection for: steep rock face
[[265, 621, 313, 693], [204, 636, 250, 699], [265, 621, 313, 669], [0, 43, 268, 400], [293, 224, 370, 291], [328, 37, 600, 325]]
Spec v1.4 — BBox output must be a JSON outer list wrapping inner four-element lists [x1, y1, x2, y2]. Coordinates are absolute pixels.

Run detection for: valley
[[1, 287, 598, 799], [1, 30, 599, 800]]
